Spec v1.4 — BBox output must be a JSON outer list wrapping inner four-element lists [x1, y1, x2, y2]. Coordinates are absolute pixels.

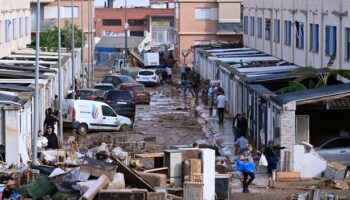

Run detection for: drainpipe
[[320, 0, 325, 68]]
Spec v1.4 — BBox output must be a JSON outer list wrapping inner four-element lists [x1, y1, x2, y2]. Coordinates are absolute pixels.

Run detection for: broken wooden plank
[[276, 172, 301, 181], [112, 155, 155, 192], [144, 167, 169, 178], [138, 172, 167, 187], [80, 157, 117, 180], [135, 153, 164, 158], [147, 192, 166, 200], [82, 174, 109, 200]]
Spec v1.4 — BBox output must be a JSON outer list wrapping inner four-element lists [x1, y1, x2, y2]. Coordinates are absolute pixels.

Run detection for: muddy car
[[116, 83, 151, 104]]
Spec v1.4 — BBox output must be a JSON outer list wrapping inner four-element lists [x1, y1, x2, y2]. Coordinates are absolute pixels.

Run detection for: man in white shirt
[[216, 91, 226, 124]]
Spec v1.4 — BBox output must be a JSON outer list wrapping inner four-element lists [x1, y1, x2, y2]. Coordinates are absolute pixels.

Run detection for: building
[[95, 8, 175, 45], [243, 0, 350, 70], [174, 0, 243, 66], [30, 0, 96, 63], [0, 0, 31, 59]]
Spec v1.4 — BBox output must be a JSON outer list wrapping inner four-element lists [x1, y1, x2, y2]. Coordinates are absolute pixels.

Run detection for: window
[[325, 26, 337, 56], [0, 20, 2, 44], [250, 16, 255, 36], [102, 19, 121, 26], [128, 19, 146, 26], [195, 8, 218, 20], [296, 21, 304, 49], [257, 17, 262, 38], [284, 20, 291, 46], [5, 19, 10, 42], [62, 7, 79, 18], [102, 105, 116, 117], [265, 18, 271, 40], [243, 16, 248, 34], [130, 31, 144, 37], [25, 17, 28, 35], [346, 28, 350, 60], [12, 19, 16, 40], [19, 17, 23, 37], [310, 24, 319, 53], [274, 19, 280, 43]]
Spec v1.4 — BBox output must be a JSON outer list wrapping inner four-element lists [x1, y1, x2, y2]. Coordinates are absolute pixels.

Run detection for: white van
[[62, 100, 132, 134]]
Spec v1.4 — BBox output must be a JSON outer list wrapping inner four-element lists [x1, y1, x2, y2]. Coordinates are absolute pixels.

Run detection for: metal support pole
[[81, 0, 85, 88], [71, 0, 76, 98], [33, 0, 40, 164], [87, 0, 91, 87], [58, 0, 63, 144], [124, 0, 127, 68]]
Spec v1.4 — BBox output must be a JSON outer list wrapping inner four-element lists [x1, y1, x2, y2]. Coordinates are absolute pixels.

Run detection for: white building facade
[[243, 0, 350, 70], [0, 0, 31, 58]]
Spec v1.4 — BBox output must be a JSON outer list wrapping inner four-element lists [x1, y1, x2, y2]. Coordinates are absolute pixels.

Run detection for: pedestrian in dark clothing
[[233, 114, 242, 138], [44, 108, 58, 133], [44, 126, 59, 149], [239, 113, 248, 137], [216, 83, 224, 95], [264, 140, 285, 188]]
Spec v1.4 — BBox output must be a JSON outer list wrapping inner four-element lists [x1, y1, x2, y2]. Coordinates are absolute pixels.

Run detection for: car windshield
[[107, 91, 133, 101], [139, 71, 154, 76], [80, 91, 92, 98], [119, 76, 136, 83], [321, 138, 350, 149], [94, 85, 113, 91]]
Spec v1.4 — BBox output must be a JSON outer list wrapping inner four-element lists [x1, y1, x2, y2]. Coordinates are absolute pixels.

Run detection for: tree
[[29, 20, 83, 52], [277, 54, 350, 94]]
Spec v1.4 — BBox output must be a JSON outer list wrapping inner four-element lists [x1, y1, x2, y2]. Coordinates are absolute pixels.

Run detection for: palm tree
[[277, 54, 350, 94]]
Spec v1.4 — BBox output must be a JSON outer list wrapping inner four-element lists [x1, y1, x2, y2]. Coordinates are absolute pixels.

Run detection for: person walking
[[264, 140, 285, 188], [239, 113, 248, 137], [53, 95, 59, 115], [208, 85, 215, 116], [240, 144, 257, 193], [215, 83, 224, 95], [44, 108, 58, 133], [43, 126, 59, 150], [180, 65, 186, 82], [233, 114, 242, 138], [165, 66, 173, 84], [216, 91, 226, 124], [183, 78, 190, 97], [235, 135, 249, 154]]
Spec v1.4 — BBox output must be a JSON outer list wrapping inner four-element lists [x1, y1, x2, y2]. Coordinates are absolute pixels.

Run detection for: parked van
[[62, 100, 132, 135]]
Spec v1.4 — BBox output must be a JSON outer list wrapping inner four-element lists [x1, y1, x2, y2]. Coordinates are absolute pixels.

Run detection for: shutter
[[326, 27, 330, 55]]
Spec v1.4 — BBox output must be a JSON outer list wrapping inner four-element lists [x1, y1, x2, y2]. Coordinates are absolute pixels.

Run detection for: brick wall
[[279, 102, 296, 171]]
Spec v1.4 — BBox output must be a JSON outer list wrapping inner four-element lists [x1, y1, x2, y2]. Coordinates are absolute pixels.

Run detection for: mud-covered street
[[63, 83, 208, 168]]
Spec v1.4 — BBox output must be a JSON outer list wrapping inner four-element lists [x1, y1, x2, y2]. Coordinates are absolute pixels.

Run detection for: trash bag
[[236, 160, 255, 173], [258, 154, 268, 167]]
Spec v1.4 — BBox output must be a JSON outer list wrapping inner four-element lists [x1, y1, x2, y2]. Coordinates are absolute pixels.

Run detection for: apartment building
[[95, 8, 175, 45], [0, 0, 31, 59], [243, 0, 350, 70], [175, 0, 243, 66], [30, 0, 95, 63]]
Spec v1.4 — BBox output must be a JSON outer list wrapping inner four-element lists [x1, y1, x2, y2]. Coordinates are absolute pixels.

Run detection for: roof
[[96, 36, 145, 49], [0, 84, 34, 92], [272, 83, 350, 106], [249, 85, 275, 99], [0, 70, 49, 79], [0, 93, 27, 106]]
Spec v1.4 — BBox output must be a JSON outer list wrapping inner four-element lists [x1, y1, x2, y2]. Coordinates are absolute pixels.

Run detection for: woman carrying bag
[[264, 140, 285, 188]]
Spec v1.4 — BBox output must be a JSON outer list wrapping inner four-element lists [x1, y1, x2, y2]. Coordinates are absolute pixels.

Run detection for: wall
[[95, 8, 175, 37], [243, 0, 350, 70], [0, 0, 31, 58]]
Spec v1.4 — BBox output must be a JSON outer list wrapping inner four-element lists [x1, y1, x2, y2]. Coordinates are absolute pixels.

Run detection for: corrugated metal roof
[[96, 36, 144, 49], [0, 84, 34, 92], [0, 70, 49, 79], [0, 93, 27, 106], [272, 83, 350, 105], [249, 84, 275, 99]]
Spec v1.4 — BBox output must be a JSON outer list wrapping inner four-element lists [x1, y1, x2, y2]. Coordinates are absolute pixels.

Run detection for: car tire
[[78, 123, 88, 135]]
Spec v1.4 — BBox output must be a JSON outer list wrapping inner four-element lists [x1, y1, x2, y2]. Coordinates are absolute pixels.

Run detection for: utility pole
[[71, 0, 76, 98], [124, 0, 128, 68], [81, 0, 85, 88], [33, 0, 41, 165], [87, 0, 91, 87], [58, 0, 63, 144]]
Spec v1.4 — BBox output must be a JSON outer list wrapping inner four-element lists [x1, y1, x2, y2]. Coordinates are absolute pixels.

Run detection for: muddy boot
[[271, 180, 276, 188]]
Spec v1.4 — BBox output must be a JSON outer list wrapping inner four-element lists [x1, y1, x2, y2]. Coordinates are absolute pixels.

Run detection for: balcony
[[31, 19, 56, 33], [217, 23, 243, 35]]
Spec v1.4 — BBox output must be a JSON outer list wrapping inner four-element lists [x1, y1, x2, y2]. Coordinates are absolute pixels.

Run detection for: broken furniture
[[80, 156, 117, 180], [164, 150, 183, 187], [98, 189, 147, 200], [183, 181, 204, 200], [215, 174, 230, 200], [135, 152, 164, 169], [324, 162, 347, 180]]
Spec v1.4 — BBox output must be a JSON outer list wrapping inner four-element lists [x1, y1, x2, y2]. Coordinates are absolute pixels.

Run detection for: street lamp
[[124, 0, 128, 68]]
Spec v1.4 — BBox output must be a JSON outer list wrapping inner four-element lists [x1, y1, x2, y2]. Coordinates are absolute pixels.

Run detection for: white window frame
[[195, 8, 218, 20]]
